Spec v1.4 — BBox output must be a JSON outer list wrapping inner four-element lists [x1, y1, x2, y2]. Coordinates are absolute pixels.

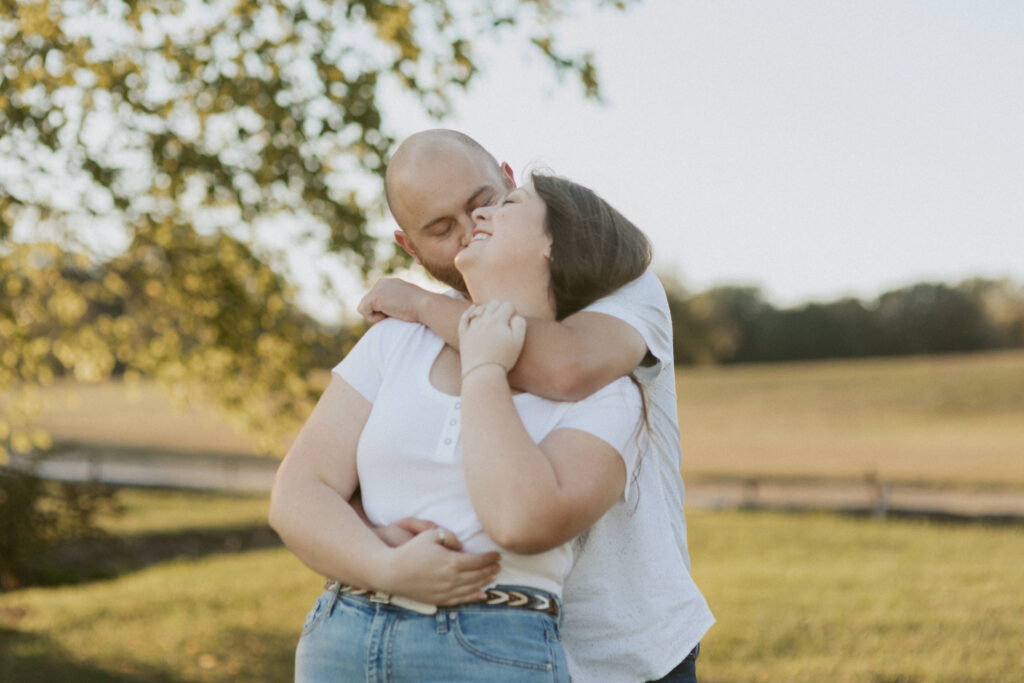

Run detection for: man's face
[[390, 146, 511, 292]]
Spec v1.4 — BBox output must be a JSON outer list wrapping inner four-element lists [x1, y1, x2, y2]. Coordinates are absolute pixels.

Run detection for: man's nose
[[456, 214, 476, 246]]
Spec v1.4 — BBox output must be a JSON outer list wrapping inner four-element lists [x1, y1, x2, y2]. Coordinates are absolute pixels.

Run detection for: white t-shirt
[[333, 319, 644, 597], [562, 269, 715, 682]]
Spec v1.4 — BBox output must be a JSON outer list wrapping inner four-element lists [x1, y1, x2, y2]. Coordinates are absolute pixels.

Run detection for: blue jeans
[[295, 586, 569, 682], [649, 643, 700, 683]]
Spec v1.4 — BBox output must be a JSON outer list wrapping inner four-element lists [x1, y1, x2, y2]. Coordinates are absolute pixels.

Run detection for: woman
[[270, 173, 651, 681]]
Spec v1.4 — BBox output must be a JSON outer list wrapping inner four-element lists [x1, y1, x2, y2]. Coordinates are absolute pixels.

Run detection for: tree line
[[666, 277, 1024, 365]]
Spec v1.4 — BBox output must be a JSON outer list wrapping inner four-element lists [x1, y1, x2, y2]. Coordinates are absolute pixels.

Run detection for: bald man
[[356, 130, 714, 682]]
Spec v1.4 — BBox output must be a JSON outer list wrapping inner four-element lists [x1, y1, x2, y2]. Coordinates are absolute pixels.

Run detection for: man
[[358, 129, 714, 682]]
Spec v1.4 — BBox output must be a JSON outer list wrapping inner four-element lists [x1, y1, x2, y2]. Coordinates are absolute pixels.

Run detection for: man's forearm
[[417, 295, 638, 401], [417, 291, 470, 347]]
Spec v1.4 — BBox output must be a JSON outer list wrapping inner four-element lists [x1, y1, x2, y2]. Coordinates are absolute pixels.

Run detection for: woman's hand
[[458, 301, 527, 378], [379, 528, 502, 606]]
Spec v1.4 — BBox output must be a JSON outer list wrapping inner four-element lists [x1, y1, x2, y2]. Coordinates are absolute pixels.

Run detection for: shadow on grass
[[0, 626, 187, 683], [17, 524, 282, 589]]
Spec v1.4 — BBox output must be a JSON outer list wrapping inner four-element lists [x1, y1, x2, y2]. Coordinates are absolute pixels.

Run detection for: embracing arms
[[268, 376, 500, 605], [358, 278, 648, 401]]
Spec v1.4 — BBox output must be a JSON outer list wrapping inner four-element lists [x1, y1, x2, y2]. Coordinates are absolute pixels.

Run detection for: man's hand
[[375, 517, 465, 550], [357, 278, 431, 324]]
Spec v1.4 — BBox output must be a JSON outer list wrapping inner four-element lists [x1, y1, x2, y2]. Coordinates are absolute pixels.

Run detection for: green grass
[[690, 510, 1024, 683], [2, 490, 1022, 682]]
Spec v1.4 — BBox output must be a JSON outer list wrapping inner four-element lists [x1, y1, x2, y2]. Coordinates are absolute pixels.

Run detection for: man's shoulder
[[585, 269, 668, 312]]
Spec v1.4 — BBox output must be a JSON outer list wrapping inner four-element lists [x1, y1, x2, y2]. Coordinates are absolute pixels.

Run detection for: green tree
[[0, 0, 634, 462]]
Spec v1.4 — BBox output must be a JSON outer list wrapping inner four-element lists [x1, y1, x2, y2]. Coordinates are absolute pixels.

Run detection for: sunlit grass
[[2, 491, 1022, 683], [677, 350, 1024, 487], [690, 509, 1024, 683]]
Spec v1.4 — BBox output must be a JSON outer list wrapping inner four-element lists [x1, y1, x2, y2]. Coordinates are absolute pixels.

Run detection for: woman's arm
[[269, 375, 501, 604], [458, 302, 629, 555]]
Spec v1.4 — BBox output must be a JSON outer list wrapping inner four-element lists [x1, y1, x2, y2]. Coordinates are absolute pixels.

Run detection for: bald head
[[385, 129, 507, 232], [382, 129, 513, 291]]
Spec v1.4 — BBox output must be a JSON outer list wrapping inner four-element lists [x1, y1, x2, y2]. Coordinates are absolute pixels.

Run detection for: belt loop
[[325, 580, 341, 616], [435, 609, 448, 634]]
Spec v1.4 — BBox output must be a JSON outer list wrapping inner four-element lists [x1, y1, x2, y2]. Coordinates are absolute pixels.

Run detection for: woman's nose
[[471, 204, 494, 222]]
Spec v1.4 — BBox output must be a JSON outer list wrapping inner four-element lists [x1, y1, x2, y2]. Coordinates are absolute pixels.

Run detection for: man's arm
[[358, 279, 646, 402]]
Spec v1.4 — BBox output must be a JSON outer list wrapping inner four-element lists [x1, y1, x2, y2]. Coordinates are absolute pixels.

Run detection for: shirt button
[[454, 402, 460, 409], [449, 419, 457, 426], [444, 438, 452, 445]]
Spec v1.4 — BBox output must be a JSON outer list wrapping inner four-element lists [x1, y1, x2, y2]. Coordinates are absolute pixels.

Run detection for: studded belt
[[324, 579, 559, 618]]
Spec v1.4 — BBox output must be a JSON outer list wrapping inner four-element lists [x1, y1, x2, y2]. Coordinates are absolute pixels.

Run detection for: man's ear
[[394, 230, 422, 264], [500, 162, 516, 188]]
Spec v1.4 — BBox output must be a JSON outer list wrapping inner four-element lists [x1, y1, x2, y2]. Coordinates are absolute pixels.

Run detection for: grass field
[[27, 349, 1024, 489], [676, 350, 1024, 488], [4, 352, 1021, 680], [1, 489, 1022, 682]]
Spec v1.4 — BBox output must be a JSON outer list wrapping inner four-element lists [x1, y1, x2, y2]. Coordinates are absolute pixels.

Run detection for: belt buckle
[[390, 595, 438, 615]]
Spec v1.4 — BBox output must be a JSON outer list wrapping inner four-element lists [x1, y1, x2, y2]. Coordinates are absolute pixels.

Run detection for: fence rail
[[8, 444, 279, 494], [10, 446, 1024, 520]]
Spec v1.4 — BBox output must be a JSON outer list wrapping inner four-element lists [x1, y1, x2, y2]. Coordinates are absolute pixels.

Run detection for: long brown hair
[[533, 173, 652, 501], [532, 173, 652, 321]]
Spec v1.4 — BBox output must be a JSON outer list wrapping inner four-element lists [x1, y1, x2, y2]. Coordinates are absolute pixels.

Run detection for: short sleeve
[[581, 270, 673, 385], [331, 318, 412, 403], [554, 377, 646, 503]]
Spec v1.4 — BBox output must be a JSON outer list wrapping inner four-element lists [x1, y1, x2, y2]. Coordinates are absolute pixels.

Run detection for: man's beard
[[419, 254, 467, 295]]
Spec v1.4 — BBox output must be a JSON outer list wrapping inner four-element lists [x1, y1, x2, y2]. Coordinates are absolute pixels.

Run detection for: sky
[[353, 0, 1024, 314]]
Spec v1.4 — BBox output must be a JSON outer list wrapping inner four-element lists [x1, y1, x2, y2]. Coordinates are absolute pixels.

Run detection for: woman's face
[[454, 183, 552, 284]]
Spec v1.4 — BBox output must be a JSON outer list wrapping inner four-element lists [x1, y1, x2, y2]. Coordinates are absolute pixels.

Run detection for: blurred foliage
[[0, 0, 631, 460], [664, 276, 1024, 365], [0, 467, 119, 590]]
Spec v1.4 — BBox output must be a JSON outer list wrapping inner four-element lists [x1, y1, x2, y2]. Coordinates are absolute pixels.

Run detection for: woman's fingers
[[495, 300, 516, 323], [510, 314, 526, 341], [459, 564, 501, 587], [450, 549, 501, 572]]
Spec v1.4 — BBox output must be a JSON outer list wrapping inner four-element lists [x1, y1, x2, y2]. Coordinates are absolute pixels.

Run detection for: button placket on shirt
[[435, 399, 461, 461]]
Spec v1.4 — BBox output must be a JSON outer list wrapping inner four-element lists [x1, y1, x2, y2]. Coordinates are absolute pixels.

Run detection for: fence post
[[741, 478, 759, 509], [867, 472, 891, 518]]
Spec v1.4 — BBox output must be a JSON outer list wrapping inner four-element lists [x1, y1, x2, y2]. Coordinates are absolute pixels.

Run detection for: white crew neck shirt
[[561, 269, 715, 682], [333, 319, 644, 597]]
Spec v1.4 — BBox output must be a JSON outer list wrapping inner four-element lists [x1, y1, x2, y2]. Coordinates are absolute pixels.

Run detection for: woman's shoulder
[[361, 317, 438, 348]]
